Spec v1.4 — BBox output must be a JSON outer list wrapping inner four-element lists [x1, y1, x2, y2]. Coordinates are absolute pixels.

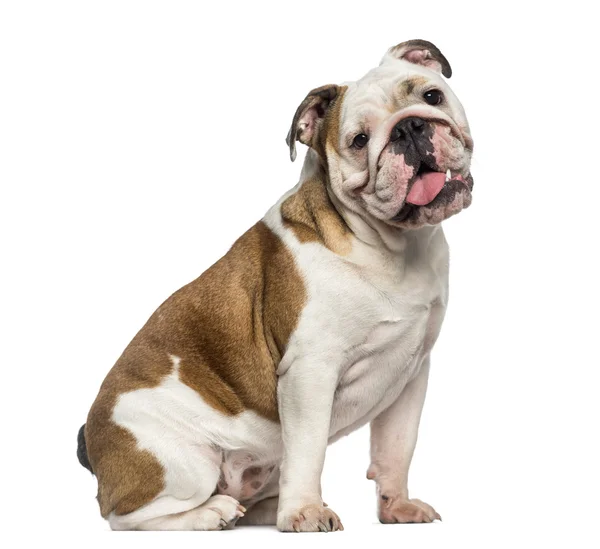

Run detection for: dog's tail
[[77, 424, 94, 474]]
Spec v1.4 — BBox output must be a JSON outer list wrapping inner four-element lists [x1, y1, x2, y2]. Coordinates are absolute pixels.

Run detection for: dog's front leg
[[276, 358, 343, 532], [367, 358, 441, 523]]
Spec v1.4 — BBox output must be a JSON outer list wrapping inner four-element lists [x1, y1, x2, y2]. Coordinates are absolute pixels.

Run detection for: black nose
[[390, 117, 426, 142]]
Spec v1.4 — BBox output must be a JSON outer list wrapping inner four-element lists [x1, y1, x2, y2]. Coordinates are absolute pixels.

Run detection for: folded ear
[[286, 84, 341, 162], [382, 39, 452, 78]]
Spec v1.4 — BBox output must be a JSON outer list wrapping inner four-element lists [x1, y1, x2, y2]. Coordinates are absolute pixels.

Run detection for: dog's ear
[[286, 84, 341, 162], [382, 39, 452, 78]]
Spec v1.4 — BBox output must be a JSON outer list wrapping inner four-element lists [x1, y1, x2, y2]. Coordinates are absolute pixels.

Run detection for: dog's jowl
[[78, 39, 474, 532]]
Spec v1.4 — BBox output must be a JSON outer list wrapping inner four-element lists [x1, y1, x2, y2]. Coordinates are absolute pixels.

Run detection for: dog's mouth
[[392, 163, 471, 223]]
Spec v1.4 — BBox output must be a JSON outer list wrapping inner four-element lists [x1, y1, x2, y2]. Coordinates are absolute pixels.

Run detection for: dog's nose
[[390, 117, 426, 142]]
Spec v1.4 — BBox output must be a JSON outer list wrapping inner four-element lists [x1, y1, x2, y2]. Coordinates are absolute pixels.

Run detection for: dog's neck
[[299, 149, 441, 256]]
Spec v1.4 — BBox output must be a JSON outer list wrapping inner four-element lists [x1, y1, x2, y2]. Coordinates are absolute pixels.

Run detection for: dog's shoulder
[[90, 217, 308, 422]]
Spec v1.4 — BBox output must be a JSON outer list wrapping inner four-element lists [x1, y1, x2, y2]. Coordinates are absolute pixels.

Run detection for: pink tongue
[[406, 172, 446, 206]]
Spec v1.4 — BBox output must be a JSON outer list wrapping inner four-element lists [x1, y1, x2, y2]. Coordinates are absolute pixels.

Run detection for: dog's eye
[[352, 133, 369, 149], [423, 89, 444, 106]]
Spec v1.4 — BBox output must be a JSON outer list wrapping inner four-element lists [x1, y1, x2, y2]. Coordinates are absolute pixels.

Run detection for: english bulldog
[[77, 39, 474, 532]]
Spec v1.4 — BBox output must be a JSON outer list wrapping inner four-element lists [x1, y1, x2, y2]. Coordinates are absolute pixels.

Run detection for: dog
[[77, 39, 473, 531]]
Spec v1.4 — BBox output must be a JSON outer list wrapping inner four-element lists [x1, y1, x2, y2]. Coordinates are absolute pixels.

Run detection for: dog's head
[[287, 39, 473, 229]]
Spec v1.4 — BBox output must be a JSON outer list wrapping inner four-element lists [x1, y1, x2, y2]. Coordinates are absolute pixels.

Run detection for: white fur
[[118, 494, 244, 531]]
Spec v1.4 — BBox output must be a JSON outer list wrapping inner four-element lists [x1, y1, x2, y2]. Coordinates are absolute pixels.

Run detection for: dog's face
[[287, 40, 474, 229]]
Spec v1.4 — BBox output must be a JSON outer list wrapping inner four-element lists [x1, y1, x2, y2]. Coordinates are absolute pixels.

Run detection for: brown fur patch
[[86, 221, 306, 517], [399, 76, 428, 98], [85, 348, 171, 517], [321, 85, 347, 156], [281, 170, 352, 255]]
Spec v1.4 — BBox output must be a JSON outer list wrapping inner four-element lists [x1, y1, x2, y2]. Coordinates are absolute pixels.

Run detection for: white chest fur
[[331, 237, 448, 438], [266, 201, 450, 442]]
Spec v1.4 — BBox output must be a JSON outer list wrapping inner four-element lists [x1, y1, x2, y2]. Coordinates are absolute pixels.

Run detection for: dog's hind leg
[[107, 444, 245, 531], [128, 494, 246, 531]]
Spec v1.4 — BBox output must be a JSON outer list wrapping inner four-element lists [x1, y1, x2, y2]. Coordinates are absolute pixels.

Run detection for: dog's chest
[[301, 235, 449, 438], [330, 298, 443, 438]]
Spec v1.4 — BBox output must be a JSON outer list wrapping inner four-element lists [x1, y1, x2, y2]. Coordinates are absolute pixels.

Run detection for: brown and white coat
[[79, 39, 474, 532]]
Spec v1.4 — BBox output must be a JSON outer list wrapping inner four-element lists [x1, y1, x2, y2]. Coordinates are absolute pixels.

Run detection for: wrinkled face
[[330, 60, 473, 228]]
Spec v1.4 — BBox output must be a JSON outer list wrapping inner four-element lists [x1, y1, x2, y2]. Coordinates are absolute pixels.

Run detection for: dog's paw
[[378, 497, 441, 524], [197, 494, 246, 530], [278, 503, 344, 532]]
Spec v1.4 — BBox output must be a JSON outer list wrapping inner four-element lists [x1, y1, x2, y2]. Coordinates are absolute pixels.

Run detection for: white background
[[1, 1, 599, 547]]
